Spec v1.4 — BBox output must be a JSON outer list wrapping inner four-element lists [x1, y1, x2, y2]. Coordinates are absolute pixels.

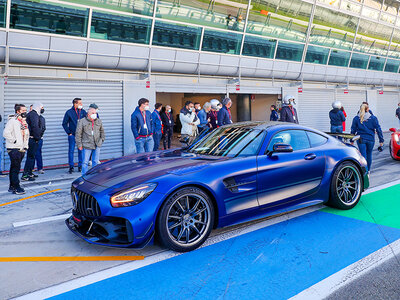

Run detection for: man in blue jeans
[[329, 100, 346, 133], [152, 103, 163, 151], [62, 98, 86, 174], [131, 98, 154, 153]]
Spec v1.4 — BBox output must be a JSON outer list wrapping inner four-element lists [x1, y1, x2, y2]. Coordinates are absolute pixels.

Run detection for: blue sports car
[[66, 122, 369, 252]]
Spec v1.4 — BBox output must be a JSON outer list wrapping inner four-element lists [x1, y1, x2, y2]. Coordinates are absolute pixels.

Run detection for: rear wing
[[325, 132, 360, 144]]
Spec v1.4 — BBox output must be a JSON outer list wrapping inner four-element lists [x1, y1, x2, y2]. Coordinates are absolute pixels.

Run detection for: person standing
[[180, 101, 200, 145], [218, 97, 233, 126], [396, 102, 400, 127], [270, 105, 279, 121], [341, 106, 347, 132], [280, 95, 299, 124], [62, 98, 86, 174], [3, 104, 29, 194], [161, 105, 174, 150], [351, 103, 384, 172], [131, 98, 154, 153], [197, 102, 211, 131], [0, 114, 6, 177], [208, 99, 220, 129], [75, 106, 105, 175], [329, 101, 346, 133], [21, 102, 43, 181], [34, 105, 46, 174], [194, 103, 201, 114], [152, 103, 163, 151]]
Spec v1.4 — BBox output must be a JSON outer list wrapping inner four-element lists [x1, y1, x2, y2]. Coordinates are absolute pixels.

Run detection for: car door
[[256, 129, 326, 207]]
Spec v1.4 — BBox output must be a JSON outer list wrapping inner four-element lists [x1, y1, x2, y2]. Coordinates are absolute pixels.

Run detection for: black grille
[[72, 187, 101, 217]]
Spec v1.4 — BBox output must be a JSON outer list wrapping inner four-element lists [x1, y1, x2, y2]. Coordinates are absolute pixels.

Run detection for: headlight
[[394, 134, 400, 145], [110, 183, 157, 208]]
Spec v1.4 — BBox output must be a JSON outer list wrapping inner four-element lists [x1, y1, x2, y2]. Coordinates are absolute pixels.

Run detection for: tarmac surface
[[1, 132, 399, 299]]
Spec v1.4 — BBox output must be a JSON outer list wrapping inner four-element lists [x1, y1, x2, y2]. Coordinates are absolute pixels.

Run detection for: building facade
[[0, 0, 400, 169]]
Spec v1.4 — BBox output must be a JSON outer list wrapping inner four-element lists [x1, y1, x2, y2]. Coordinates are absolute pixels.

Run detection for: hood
[[82, 149, 229, 192], [358, 111, 371, 122]]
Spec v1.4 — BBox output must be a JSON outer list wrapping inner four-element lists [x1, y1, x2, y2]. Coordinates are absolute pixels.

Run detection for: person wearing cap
[[76, 106, 105, 175], [62, 98, 86, 174], [218, 97, 233, 126], [280, 95, 298, 124], [89, 103, 100, 119], [21, 102, 44, 181], [329, 101, 346, 133], [208, 99, 220, 129]]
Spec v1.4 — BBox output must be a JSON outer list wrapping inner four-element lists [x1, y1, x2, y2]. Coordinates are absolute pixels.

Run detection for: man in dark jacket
[[329, 101, 346, 133], [161, 105, 174, 150], [270, 105, 279, 121], [62, 98, 86, 173], [131, 98, 154, 153], [22, 102, 44, 181], [218, 97, 233, 126], [396, 103, 400, 127], [30, 105, 46, 174], [152, 103, 163, 151], [280, 95, 299, 124]]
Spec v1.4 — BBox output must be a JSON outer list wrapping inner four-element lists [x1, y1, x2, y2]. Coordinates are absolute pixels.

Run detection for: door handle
[[304, 153, 317, 160]]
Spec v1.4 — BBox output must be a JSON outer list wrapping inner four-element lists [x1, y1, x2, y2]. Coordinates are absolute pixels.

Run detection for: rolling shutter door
[[298, 89, 335, 132], [336, 90, 366, 133], [3, 79, 123, 169], [376, 92, 399, 131]]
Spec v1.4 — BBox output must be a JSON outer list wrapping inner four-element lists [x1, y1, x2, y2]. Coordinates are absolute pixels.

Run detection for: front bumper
[[66, 210, 153, 248]]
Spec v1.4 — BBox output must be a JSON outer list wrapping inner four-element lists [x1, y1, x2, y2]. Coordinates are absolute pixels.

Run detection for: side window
[[307, 131, 328, 148], [267, 130, 311, 152]]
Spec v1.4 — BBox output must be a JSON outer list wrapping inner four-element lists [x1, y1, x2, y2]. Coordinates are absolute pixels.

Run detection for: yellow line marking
[[0, 256, 145, 262], [0, 189, 62, 207]]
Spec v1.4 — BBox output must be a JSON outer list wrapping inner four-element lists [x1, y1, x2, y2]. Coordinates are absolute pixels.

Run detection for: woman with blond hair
[[351, 103, 384, 172]]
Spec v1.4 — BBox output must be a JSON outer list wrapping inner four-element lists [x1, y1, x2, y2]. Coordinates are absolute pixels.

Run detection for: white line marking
[[13, 214, 71, 228], [13, 206, 323, 300], [364, 178, 400, 195], [289, 239, 400, 300], [13, 181, 400, 299]]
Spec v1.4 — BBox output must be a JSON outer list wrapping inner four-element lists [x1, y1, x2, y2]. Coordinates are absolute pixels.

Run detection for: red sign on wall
[[344, 89, 349, 94], [298, 87, 303, 93], [379, 90, 384, 94], [236, 84, 240, 91], [146, 81, 150, 88]]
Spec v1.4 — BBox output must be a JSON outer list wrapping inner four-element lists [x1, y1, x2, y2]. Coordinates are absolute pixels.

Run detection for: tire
[[156, 186, 214, 252], [327, 162, 362, 210]]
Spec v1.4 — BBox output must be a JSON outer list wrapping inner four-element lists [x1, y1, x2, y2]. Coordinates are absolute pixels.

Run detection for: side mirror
[[389, 128, 397, 133], [268, 143, 293, 156]]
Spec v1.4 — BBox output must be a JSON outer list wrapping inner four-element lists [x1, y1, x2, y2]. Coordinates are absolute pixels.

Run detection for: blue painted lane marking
[[51, 211, 400, 300]]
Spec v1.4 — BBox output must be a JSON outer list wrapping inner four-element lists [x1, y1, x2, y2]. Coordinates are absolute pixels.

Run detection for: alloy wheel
[[336, 166, 361, 206]]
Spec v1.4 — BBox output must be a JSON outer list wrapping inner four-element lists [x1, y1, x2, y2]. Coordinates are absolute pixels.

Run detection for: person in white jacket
[[179, 101, 200, 145], [3, 104, 29, 194]]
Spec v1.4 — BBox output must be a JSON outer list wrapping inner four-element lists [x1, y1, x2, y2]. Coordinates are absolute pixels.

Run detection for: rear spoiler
[[325, 132, 360, 144]]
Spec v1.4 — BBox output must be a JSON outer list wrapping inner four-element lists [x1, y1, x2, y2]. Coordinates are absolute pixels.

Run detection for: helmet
[[332, 100, 342, 109], [210, 99, 220, 110], [283, 95, 295, 105]]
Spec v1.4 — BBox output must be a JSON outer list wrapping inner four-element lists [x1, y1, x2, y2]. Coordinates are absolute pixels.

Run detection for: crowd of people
[[1, 94, 399, 194]]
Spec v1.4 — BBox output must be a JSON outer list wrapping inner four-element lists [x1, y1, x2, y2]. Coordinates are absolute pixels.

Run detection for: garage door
[[3, 79, 123, 170], [298, 89, 335, 132], [336, 90, 366, 133], [376, 92, 399, 131]]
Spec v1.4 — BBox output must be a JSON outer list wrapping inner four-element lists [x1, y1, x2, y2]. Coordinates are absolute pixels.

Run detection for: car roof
[[222, 121, 315, 132]]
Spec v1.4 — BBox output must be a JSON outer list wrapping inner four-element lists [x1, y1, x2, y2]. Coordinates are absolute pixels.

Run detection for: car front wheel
[[157, 186, 214, 252], [328, 162, 362, 210]]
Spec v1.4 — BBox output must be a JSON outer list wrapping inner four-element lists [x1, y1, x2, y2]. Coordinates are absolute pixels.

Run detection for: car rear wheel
[[328, 162, 362, 210], [157, 187, 214, 252]]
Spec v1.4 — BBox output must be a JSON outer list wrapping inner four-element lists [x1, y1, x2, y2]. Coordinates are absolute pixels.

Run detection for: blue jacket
[[197, 109, 208, 127], [217, 106, 232, 126], [351, 114, 384, 143], [270, 110, 279, 121], [329, 108, 346, 126], [151, 110, 162, 134], [62, 106, 86, 136], [131, 107, 153, 139]]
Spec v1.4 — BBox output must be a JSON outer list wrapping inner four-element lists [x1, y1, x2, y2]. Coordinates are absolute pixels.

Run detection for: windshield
[[187, 126, 266, 157]]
